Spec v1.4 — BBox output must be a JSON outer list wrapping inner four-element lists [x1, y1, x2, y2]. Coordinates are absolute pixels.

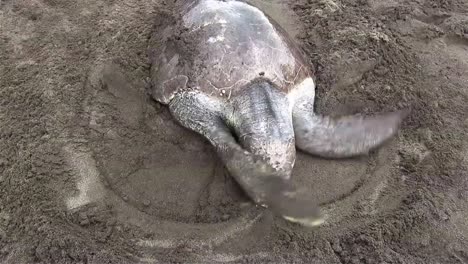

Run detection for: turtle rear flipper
[[169, 90, 323, 226], [262, 177, 325, 227], [293, 109, 409, 159], [168, 90, 280, 203]]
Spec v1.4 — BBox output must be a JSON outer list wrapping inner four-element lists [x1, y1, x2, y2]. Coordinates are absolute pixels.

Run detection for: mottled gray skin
[[149, 0, 407, 226]]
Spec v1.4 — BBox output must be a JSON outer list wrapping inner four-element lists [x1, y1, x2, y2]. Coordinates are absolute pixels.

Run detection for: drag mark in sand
[[136, 210, 264, 250], [64, 145, 104, 210]]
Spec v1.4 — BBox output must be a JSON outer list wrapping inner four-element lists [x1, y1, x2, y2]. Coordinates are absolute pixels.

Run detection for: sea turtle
[[148, 0, 408, 227]]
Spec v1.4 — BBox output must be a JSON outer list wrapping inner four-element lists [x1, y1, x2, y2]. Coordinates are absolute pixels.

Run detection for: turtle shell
[[149, 0, 314, 104]]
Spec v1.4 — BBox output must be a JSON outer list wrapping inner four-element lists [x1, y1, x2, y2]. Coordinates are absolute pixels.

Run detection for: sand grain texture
[[0, 0, 467, 263]]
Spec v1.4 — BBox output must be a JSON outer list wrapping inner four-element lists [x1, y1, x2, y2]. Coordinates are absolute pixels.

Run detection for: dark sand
[[0, 0, 467, 263]]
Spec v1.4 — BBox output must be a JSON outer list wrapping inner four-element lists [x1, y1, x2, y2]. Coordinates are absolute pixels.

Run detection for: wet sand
[[0, 0, 467, 263]]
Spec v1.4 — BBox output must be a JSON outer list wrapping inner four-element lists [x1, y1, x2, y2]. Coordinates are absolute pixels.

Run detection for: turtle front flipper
[[169, 91, 324, 226], [292, 108, 409, 159]]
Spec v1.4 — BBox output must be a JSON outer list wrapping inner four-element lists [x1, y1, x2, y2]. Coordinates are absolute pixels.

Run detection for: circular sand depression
[[84, 63, 404, 230]]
